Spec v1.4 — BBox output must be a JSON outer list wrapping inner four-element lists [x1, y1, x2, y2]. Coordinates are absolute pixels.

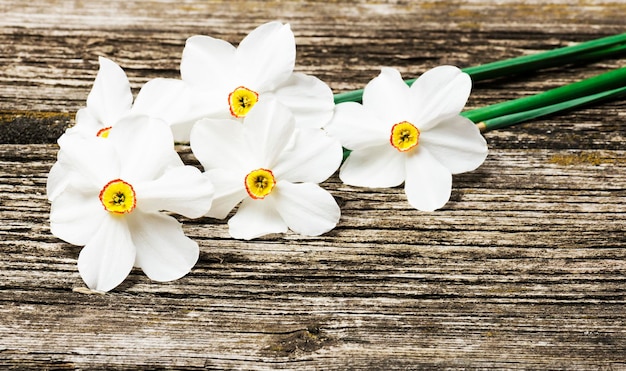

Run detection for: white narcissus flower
[[47, 116, 214, 292], [132, 21, 335, 142], [49, 57, 135, 200], [190, 99, 342, 240], [325, 66, 488, 211], [65, 56, 133, 140]]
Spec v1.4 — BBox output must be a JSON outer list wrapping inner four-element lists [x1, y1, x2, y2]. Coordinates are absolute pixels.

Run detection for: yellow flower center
[[390, 121, 420, 152], [96, 126, 112, 138], [244, 168, 276, 199], [228, 86, 259, 118], [99, 179, 136, 214]]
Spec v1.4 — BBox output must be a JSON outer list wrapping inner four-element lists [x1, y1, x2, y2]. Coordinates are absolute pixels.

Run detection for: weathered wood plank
[[1, 144, 625, 368], [1, 1, 626, 116], [1, 0, 625, 369]]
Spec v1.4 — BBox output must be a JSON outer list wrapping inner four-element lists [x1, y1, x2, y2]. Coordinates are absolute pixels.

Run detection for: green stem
[[477, 85, 626, 132], [437, 34, 626, 82], [462, 67, 626, 123], [334, 33, 626, 104]]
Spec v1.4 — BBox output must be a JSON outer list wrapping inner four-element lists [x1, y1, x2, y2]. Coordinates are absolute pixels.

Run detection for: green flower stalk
[[334, 32, 626, 104], [475, 85, 626, 132], [463, 66, 626, 127], [443, 33, 626, 82]]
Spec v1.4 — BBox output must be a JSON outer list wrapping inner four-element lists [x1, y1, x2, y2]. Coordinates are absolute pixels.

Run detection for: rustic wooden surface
[[1, 0, 625, 369]]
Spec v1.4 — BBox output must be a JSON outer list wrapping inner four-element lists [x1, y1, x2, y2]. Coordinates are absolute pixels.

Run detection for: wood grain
[[1, 0, 625, 369]]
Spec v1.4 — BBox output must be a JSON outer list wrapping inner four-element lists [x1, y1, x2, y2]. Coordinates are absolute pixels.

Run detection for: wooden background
[[1, 0, 625, 369]]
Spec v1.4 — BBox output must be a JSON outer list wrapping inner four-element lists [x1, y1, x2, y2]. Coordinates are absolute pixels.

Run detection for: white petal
[[273, 181, 340, 236], [205, 169, 247, 219], [421, 115, 488, 174], [132, 79, 185, 115], [132, 79, 228, 143], [50, 185, 107, 246], [190, 117, 251, 171], [77, 214, 136, 292], [339, 145, 406, 188], [134, 166, 214, 219], [235, 22, 295, 90], [228, 197, 287, 240], [273, 128, 342, 183], [132, 79, 226, 142], [324, 102, 388, 150], [409, 65, 471, 130], [68, 108, 105, 137], [171, 85, 229, 143], [362, 68, 411, 124], [86, 57, 133, 126], [170, 121, 197, 144], [107, 116, 183, 183], [180, 35, 236, 88], [55, 134, 120, 188], [51, 149, 101, 195], [46, 161, 70, 201], [272, 72, 334, 129], [243, 99, 295, 168], [129, 211, 199, 282], [404, 147, 452, 211]]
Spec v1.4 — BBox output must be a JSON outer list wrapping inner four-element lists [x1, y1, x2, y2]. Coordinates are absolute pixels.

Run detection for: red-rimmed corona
[[390, 121, 420, 152], [96, 126, 113, 138], [99, 179, 136, 214], [244, 168, 276, 199], [228, 86, 259, 118]]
